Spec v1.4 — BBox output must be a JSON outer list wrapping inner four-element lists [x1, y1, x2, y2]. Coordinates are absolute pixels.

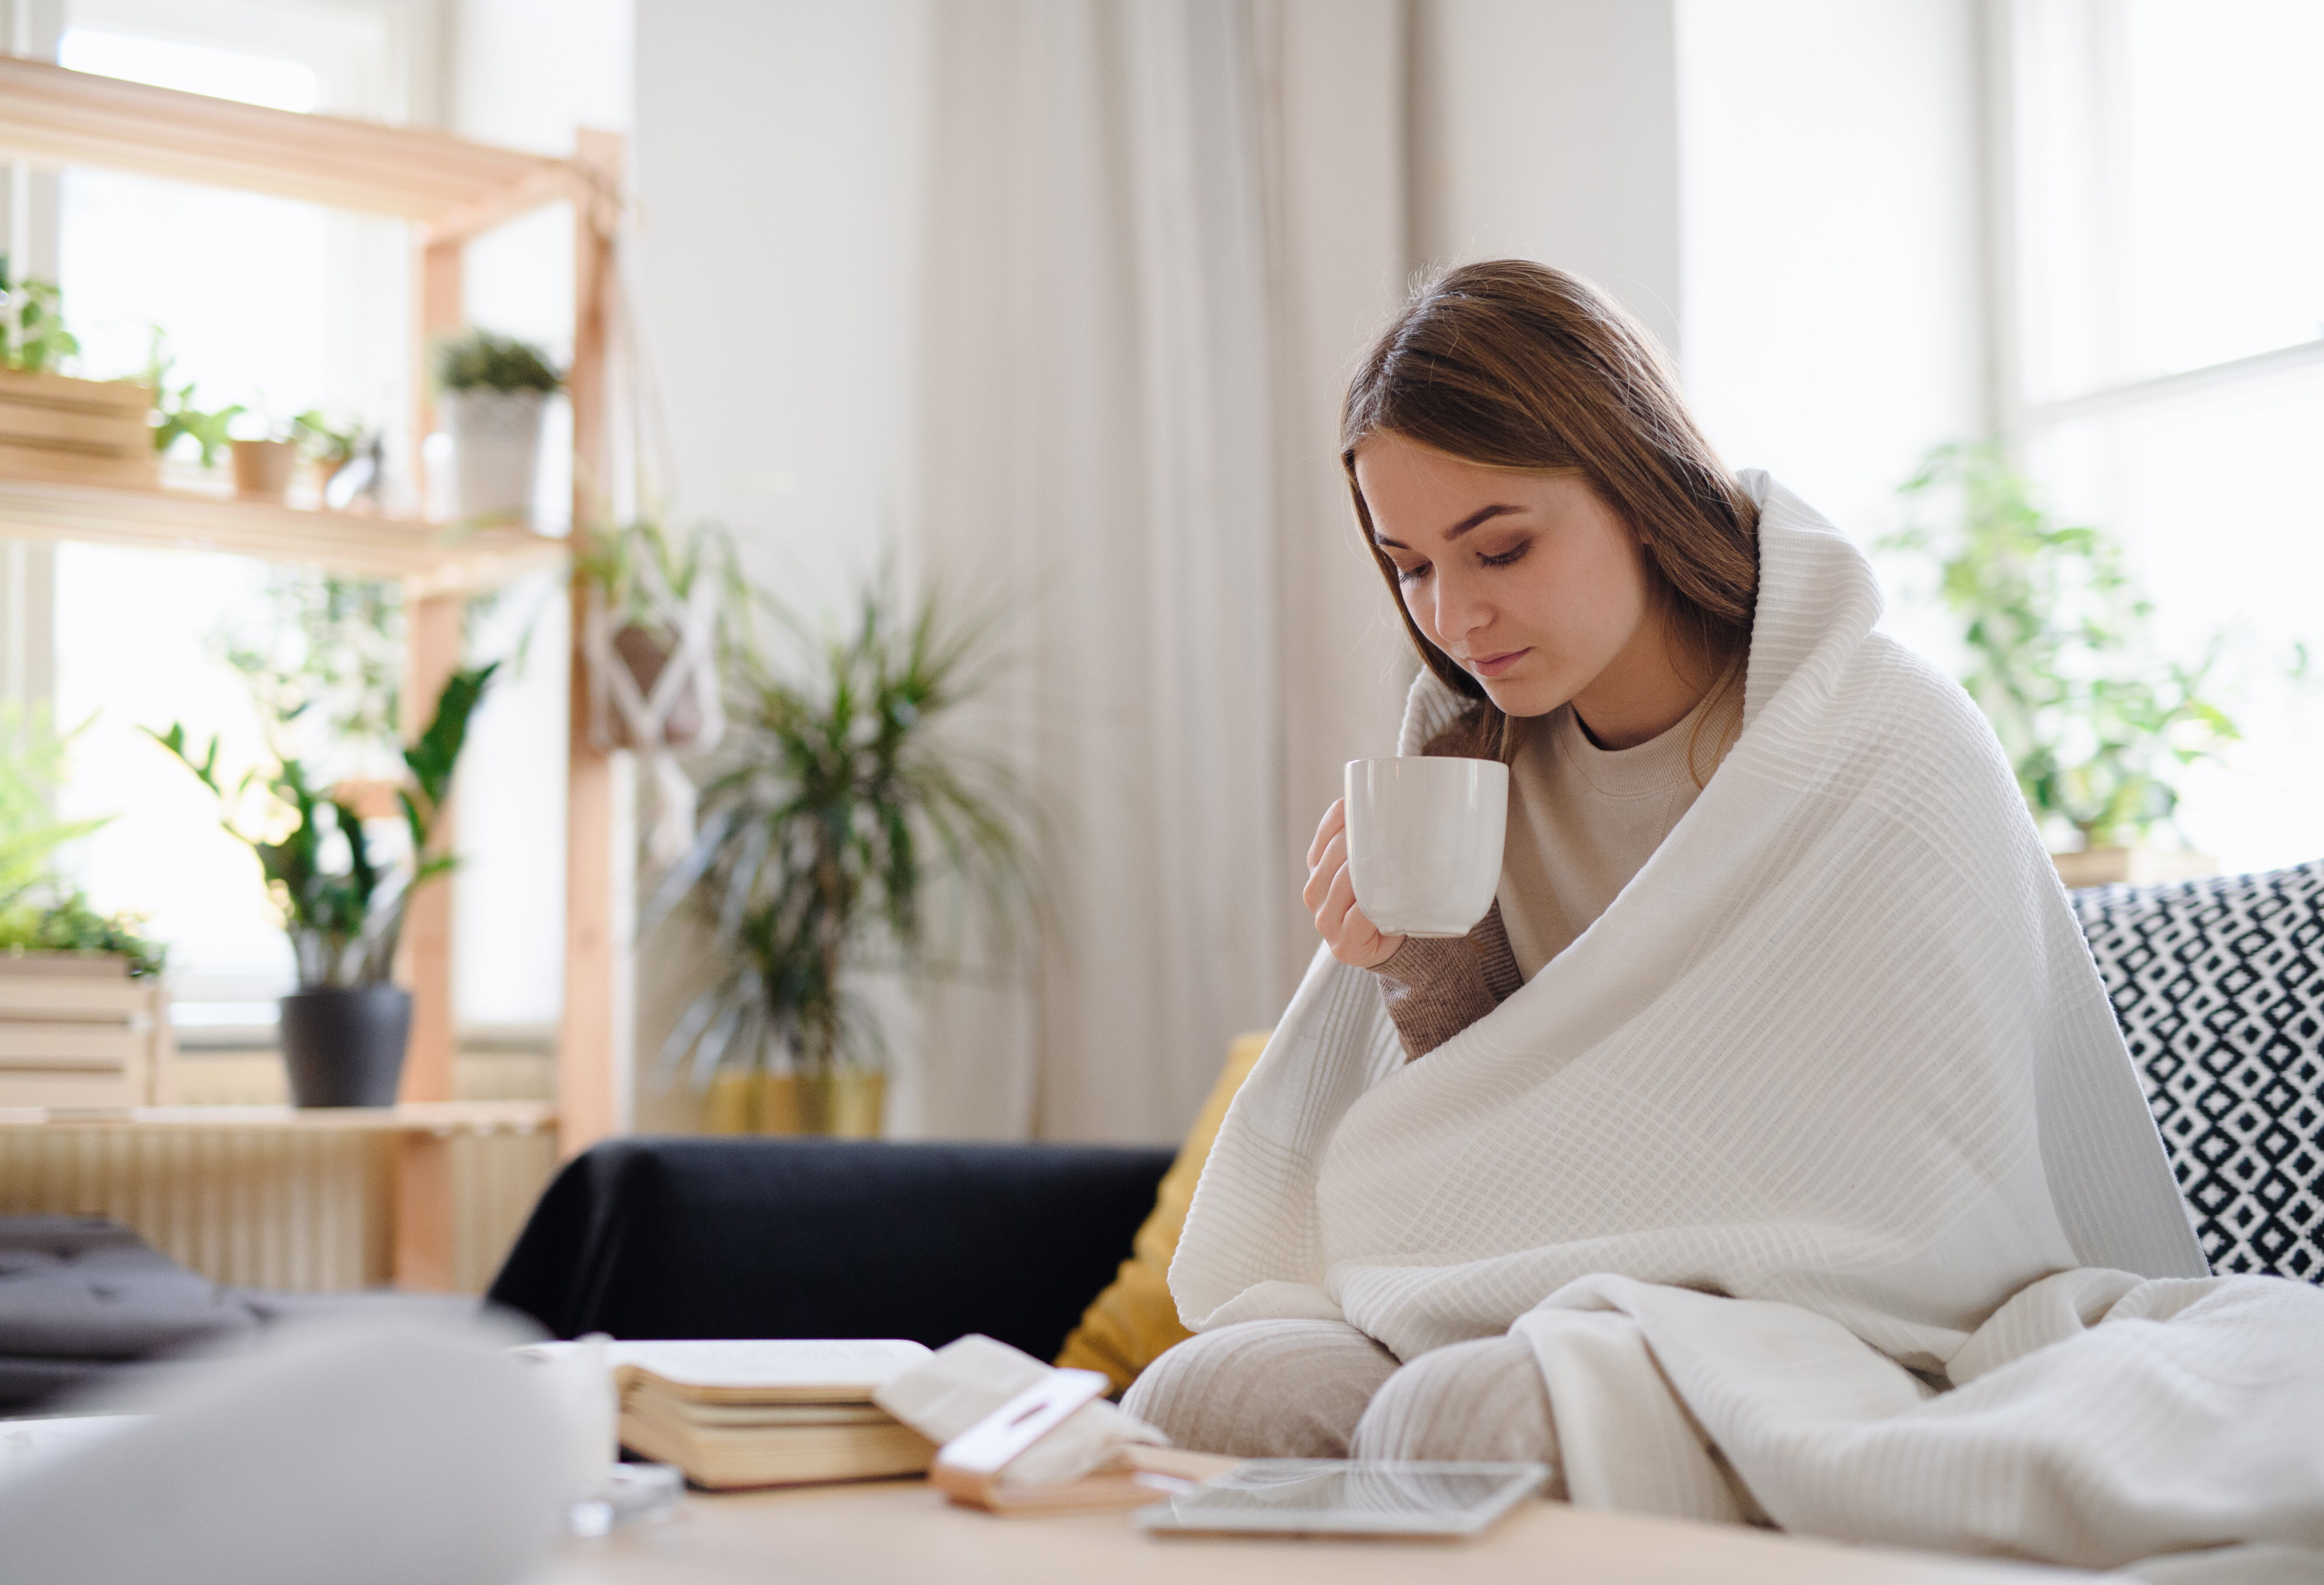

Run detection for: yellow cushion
[[1054, 1029, 1271, 1395]]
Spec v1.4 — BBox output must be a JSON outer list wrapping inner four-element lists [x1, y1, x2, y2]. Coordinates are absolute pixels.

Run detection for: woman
[[1125, 263, 2322, 1570]]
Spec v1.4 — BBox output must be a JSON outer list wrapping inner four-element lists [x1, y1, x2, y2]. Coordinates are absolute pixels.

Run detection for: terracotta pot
[[229, 438, 298, 503], [607, 622, 707, 748]]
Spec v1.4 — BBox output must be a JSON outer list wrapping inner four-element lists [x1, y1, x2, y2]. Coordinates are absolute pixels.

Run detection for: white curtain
[[901, 1, 1410, 1142]]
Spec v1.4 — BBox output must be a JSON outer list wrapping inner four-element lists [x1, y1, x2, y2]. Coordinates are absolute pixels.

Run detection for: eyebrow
[[1372, 503, 1523, 551]]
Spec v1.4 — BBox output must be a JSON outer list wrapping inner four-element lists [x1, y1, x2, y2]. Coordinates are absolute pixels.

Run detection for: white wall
[[1409, 0, 1683, 355], [1675, 0, 1987, 543], [633, 0, 929, 604], [629, 0, 931, 1129], [445, 0, 633, 1039]]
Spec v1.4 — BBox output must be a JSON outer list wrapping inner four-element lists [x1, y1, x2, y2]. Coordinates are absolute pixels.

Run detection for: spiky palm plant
[[650, 579, 1036, 1086]]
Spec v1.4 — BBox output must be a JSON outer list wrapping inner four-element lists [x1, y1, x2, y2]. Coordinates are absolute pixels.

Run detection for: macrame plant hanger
[[579, 190, 726, 869]]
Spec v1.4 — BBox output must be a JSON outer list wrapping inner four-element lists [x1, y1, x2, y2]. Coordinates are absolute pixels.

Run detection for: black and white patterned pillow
[[2072, 859, 2324, 1282]]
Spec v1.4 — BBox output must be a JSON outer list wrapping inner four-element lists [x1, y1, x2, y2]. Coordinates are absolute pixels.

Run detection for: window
[[2002, 0, 2324, 874], [43, 0, 566, 1052]]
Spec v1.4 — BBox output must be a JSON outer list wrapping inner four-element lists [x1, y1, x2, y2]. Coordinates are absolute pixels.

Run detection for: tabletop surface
[[545, 1475, 2080, 1585]]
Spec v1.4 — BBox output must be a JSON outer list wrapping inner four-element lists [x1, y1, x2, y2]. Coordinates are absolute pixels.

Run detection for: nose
[[1427, 564, 1494, 650]]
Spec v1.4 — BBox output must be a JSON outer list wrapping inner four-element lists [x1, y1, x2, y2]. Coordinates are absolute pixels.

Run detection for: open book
[[528, 1339, 937, 1490]]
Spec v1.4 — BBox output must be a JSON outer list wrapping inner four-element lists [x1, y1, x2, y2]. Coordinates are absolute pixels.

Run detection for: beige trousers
[[1121, 1319, 1563, 1490]]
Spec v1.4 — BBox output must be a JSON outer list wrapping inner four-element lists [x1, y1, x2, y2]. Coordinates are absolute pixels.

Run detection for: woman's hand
[[1305, 799, 1406, 969]]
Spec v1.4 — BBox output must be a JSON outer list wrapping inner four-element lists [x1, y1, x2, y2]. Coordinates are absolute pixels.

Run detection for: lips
[[1466, 647, 1530, 679]]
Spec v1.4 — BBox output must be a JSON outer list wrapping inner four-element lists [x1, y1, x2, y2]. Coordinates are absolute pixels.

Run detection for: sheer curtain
[[904, 0, 1408, 1142]]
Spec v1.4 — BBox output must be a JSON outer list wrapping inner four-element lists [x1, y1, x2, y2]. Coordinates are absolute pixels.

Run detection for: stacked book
[[553, 1339, 939, 1490]]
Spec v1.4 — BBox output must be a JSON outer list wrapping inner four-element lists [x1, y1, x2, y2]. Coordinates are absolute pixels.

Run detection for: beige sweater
[[1372, 695, 1721, 1058]]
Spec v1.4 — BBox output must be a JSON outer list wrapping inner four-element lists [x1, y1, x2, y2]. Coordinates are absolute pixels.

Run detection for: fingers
[[1302, 829, 1351, 913], [1314, 851, 1360, 942], [1306, 799, 1347, 871]]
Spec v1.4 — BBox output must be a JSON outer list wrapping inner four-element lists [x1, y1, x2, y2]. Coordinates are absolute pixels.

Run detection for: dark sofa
[[487, 1137, 1174, 1359]]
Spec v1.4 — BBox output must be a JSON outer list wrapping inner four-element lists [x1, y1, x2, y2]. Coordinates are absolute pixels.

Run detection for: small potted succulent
[[434, 329, 563, 527], [150, 664, 495, 1107]]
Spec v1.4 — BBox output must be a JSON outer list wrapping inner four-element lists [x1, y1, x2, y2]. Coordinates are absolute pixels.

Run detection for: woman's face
[[1354, 432, 1685, 741]]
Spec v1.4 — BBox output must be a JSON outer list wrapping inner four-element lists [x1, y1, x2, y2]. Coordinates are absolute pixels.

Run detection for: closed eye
[[1393, 561, 1430, 585], [1478, 542, 1530, 569]]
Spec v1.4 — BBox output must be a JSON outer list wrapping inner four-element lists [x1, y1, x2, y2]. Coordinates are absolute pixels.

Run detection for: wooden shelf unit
[[0, 56, 626, 1288], [0, 477, 566, 595]]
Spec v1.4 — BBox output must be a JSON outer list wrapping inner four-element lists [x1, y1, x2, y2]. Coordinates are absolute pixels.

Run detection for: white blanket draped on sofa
[[1168, 475, 2324, 1572]]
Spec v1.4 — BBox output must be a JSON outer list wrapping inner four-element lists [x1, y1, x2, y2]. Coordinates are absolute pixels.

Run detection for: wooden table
[[546, 1477, 2079, 1584]]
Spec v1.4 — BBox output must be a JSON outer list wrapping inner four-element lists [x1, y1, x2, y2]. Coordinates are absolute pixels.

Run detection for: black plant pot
[[279, 985, 413, 1108]]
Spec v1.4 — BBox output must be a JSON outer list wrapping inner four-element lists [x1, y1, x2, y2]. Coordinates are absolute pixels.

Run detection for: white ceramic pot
[[1344, 755, 1508, 938], [442, 387, 547, 525]]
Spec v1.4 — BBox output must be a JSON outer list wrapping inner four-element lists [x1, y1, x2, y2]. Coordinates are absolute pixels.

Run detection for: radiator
[[0, 1125, 556, 1293]]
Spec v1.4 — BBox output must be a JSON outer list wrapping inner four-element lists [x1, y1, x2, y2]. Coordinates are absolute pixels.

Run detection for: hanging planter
[[434, 330, 563, 528], [577, 517, 738, 866]]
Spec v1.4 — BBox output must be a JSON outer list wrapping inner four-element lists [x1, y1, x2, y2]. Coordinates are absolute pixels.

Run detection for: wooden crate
[[0, 368, 157, 489], [0, 955, 171, 1108]]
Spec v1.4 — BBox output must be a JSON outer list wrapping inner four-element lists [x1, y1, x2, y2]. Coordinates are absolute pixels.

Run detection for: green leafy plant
[[142, 331, 242, 466], [435, 330, 563, 394], [648, 578, 1039, 1085], [219, 570, 407, 765], [0, 892, 166, 978], [1884, 443, 2238, 851], [290, 408, 362, 468], [0, 706, 164, 976], [149, 665, 497, 988], [0, 254, 80, 374]]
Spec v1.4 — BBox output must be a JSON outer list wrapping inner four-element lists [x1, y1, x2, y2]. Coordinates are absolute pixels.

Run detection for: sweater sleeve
[[1370, 902, 1523, 1060]]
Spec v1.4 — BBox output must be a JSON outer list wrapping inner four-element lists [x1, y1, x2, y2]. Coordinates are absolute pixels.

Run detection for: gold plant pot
[[704, 1069, 756, 1134], [821, 1069, 886, 1139], [703, 1068, 884, 1137]]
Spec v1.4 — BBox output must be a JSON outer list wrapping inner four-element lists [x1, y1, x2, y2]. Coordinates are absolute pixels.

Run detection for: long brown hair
[[1341, 260, 1758, 772]]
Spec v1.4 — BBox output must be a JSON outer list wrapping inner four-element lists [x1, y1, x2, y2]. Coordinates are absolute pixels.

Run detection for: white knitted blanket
[[1171, 475, 2324, 1571]]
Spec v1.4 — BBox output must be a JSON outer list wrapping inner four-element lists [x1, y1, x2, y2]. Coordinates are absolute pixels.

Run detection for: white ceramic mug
[[1344, 756, 1508, 938]]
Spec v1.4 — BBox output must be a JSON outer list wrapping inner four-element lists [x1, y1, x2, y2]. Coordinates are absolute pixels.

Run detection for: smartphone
[[1132, 1459, 1551, 1538]]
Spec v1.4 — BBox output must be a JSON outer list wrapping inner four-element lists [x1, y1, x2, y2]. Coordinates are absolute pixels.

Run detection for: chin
[[1477, 679, 1564, 719]]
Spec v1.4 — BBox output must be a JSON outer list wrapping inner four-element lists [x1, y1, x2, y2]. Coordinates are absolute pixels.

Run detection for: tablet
[[1132, 1459, 1552, 1538]]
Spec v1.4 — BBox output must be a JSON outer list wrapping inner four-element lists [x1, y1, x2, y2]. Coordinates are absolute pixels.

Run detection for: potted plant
[[649, 577, 1039, 1136], [228, 419, 299, 503], [435, 329, 563, 527], [0, 256, 157, 490], [0, 707, 170, 1108], [1884, 445, 2238, 886], [149, 663, 495, 1107]]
